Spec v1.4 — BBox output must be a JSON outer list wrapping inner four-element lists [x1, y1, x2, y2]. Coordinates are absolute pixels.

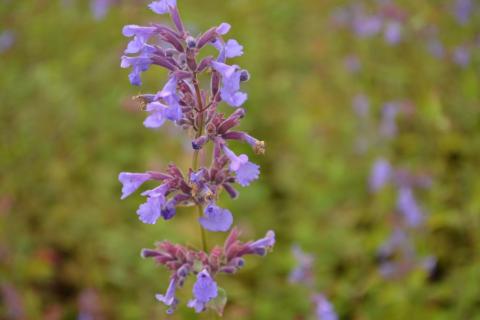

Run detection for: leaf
[[207, 287, 228, 316]]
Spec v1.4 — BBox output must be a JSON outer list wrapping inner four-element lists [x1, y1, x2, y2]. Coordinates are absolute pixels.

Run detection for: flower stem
[[192, 73, 208, 252]]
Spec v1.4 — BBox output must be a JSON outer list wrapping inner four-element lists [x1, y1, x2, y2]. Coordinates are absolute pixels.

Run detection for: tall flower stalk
[[118, 0, 274, 315]]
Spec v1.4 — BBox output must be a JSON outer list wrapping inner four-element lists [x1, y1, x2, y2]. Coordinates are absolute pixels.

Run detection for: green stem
[[192, 73, 208, 252]]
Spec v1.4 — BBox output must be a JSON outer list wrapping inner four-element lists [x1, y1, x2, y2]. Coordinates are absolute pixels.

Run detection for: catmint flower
[[222, 145, 260, 186], [379, 102, 399, 139], [369, 158, 391, 192], [199, 204, 233, 232], [384, 21, 402, 45], [453, 46, 470, 67], [122, 25, 157, 54], [120, 55, 153, 86], [187, 270, 218, 313], [245, 230, 275, 256], [454, 0, 473, 25], [396, 187, 424, 227], [156, 277, 179, 314], [353, 15, 383, 38], [143, 102, 168, 128], [91, 0, 112, 20], [352, 94, 369, 118], [149, 0, 177, 15], [118, 172, 152, 199], [289, 246, 314, 285], [0, 30, 15, 54], [312, 294, 338, 320], [211, 61, 248, 107], [137, 194, 165, 224]]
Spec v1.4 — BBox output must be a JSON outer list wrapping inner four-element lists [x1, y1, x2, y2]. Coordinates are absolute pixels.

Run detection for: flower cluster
[[118, 0, 274, 314], [289, 246, 338, 320]]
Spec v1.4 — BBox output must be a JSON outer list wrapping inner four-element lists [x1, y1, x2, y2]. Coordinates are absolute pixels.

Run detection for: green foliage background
[[1, 0, 479, 319]]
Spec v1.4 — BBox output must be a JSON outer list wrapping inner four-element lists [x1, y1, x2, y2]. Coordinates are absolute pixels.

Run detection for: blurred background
[[1, 0, 479, 319]]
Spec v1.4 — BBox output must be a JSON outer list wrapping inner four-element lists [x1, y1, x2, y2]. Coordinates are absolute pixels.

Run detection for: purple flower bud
[[186, 36, 197, 49], [149, 0, 177, 15], [192, 136, 209, 150], [199, 204, 233, 232], [239, 70, 250, 82], [187, 270, 218, 313], [140, 249, 162, 258], [118, 172, 151, 199], [216, 23, 231, 35]]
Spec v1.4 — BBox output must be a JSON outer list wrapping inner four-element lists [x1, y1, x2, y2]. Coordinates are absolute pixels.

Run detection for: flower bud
[[240, 70, 250, 82], [186, 36, 197, 49]]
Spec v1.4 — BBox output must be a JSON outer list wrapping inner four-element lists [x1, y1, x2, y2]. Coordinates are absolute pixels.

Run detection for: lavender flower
[[188, 270, 218, 313], [211, 61, 248, 107], [149, 0, 177, 14]]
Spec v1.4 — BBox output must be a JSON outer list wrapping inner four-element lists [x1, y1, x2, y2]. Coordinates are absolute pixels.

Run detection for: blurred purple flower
[[0, 30, 15, 53], [453, 46, 470, 67], [454, 0, 473, 25], [369, 158, 392, 192], [199, 204, 233, 232], [352, 94, 370, 118], [427, 38, 445, 59], [384, 21, 402, 45], [289, 246, 314, 285], [312, 294, 338, 320], [397, 187, 424, 227], [353, 15, 383, 38], [188, 270, 218, 313], [379, 102, 399, 139], [91, 0, 113, 20]]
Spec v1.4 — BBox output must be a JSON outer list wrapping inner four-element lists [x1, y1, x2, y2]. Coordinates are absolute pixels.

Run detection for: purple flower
[[122, 25, 157, 54], [211, 61, 247, 107], [212, 39, 244, 60], [156, 277, 178, 314], [222, 145, 259, 186], [0, 30, 15, 54], [91, 0, 112, 20], [312, 294, 338, 320], [353, 15, 383, 38], [289, 246, 314, 285], [216, 23, 231, 35], [118, 172, 151, 199], [397, 187, 424, 227], [379, 102, 399, 139], [149, 0, 177, 15], [454, 0, 473, 25], [246, 230, 275, 256], [187, 270, 218, 313], [120, 55, 153, 86], [352, 94, 369, 118], [384, 21, 402, 45], [144, 102, 168, 128], [453, 46, 470, 67], [137, 195, 165, 224], [369, 158, 392, 192], [199, 204, 233, 232], [154, 77, 183, 121]]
